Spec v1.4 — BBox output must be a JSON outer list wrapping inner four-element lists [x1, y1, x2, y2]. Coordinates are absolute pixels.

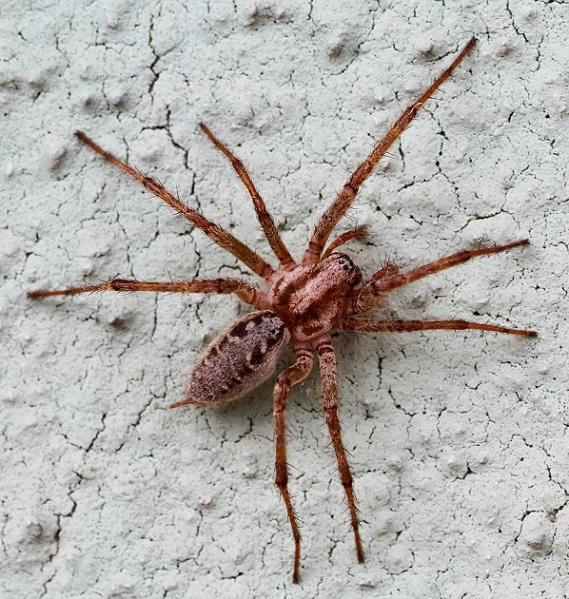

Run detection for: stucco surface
[[2, 1, 568, 597]]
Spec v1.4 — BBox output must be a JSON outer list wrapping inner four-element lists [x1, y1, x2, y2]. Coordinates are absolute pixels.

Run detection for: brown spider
[[29, 37, 535, 582]]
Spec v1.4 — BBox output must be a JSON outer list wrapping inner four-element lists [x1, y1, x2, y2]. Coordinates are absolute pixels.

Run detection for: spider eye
[[333, 252, 356, 272], [327, 252, 362, 285]]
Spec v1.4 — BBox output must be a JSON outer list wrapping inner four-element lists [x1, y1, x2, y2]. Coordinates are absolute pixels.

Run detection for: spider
[[29, 37, 535, 582]]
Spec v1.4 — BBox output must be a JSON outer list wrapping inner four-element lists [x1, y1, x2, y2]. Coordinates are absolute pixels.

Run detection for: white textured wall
[[2, 1, 568, 597]]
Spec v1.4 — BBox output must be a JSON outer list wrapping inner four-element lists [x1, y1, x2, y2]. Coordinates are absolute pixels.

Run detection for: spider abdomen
[[174, 310, 290, 408]]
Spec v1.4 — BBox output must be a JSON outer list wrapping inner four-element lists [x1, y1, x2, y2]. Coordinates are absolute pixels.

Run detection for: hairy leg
[[199, 124, 294, 268], [75, 131, 275, 281], [273, 348, 314, 583], [351, 240, 530, 312], [28, 278, 267, 307], [322, 225, 369, 259], [304, 37, 476, 263], [316, 337, 364, 564], [339, 318, 536, 337]]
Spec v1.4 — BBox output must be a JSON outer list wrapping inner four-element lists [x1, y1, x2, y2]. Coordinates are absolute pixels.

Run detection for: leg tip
[[514, 328, 537, 338], [510, 238, 530, 249], [27, 289, 57, 298]]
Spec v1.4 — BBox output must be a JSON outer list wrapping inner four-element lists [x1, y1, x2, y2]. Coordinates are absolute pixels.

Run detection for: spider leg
[[199, 124, 295, 268], [75, 132, 276, 281], [316, 336, 365, 565], [351, 240, 530, 309], [322, 225, 369, 259], [28, 278, 267, 307], [338, 318, 536, 337], [303, 37, 476, 264], [273, 348, 314, 584]]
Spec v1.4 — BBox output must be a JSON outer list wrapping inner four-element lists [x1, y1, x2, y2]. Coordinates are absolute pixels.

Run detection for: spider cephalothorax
[[269, 252, 363, 338], [29, 37, 535, 582]]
